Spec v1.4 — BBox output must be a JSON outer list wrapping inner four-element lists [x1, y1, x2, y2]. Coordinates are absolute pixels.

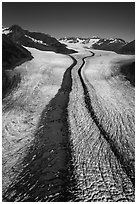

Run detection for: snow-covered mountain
[[59, 36, 135, 54], [59, 36, 101, 48]]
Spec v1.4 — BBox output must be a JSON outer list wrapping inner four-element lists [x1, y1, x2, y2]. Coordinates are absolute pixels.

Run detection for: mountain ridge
[[3, 25, 77, 54], [59, 36, 135, 54]]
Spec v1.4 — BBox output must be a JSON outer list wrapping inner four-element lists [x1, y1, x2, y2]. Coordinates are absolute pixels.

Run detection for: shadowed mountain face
[[4, 25, 76, 54], [92, 38, 126, 53], [120, 61, 135, 86], [2, 34, 33, 70], [117, 40, 135, 55], [2, 34, 33, 97]]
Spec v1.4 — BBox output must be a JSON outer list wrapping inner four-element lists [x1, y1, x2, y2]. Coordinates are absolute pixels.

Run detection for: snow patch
[[89, 39, 100, 45], [2, 27, 12, 35], [96, 42, 103, 45], [109, 39, 118, 44], [25, 35, 48, 45]]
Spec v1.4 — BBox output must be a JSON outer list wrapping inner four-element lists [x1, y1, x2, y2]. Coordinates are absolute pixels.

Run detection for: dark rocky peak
[[8, 25, 26, 42], [9, 24, 25, 33], [118, 40, 135, 54]]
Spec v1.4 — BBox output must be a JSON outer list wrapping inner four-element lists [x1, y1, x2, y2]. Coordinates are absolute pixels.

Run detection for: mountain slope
[[4, 25, 76, 54], [92, 38, 126, 52], [2, 34, 33, 97], [118, 40, 135, 55], [2, 34, 33, 70]]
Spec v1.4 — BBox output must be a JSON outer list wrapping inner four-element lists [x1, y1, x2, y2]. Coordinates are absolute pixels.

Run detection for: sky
[[2, 2, 135, 42]]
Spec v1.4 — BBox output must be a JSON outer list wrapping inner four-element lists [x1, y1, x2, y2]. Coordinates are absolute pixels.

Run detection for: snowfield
[[83, 49, 135, 80]]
